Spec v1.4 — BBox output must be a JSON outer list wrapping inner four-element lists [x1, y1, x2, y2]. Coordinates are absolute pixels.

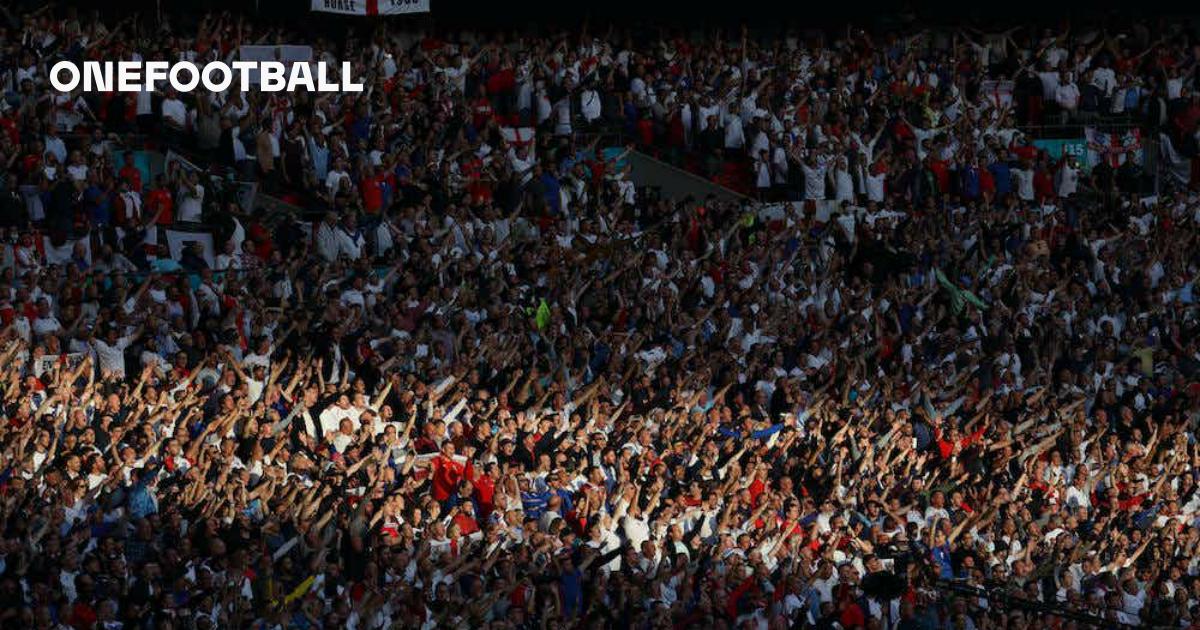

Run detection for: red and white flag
[[500, 127, 537, 148], [1085, 127, 1142, 169], [979, 80, 1014, 109], [311, 0, 429, 15]]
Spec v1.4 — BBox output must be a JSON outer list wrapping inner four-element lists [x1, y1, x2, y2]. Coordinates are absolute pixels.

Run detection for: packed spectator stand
[[2, 3, 1200, 629]]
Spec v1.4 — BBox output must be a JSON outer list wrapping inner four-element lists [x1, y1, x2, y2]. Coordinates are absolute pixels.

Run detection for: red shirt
[[486, 68, 516, 95], [879, 335, 896, 361], [839, 602, 866, 628], [726, 577, 758, 618], [686, 217, 703, 253], [1033, 169, 1055, 200], [21, 154, 40, 175], [147, 188, 174, 225], [452, 512, 480, 536], [69, 602, 97, 630], [636, 118, 654, 146], [471, 97, 494, 130], [668, 113, 686, 147], [979, 168, 996, 197], [1118, 493, 1148, 512], [431, 455, 471, 502], [935, 424, 987, 459], [749, 478, 766, 507], [1011, 144, 1037, 162], [119, 165, 143, 192], [473, 474, 496, 518], [361, 175, 386, 214], [0, 116, 18, 144], [248, 222, 274, 260], [929, 160, 950, 193]]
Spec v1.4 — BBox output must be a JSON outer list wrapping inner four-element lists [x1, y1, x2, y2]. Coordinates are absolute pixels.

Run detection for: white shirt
[[724, 118, 745, 149], [531, 92, 550, 123], [319, 405, 356, 437], [802, 163, 827, 200], [44, 135, 67, 163], [32, 316, 62, 337], [622, 515, 651, 549], [243, 352, 272, 370], [912, 127, 939, 160], [177, 183, 204, 222], [437, 60, 469, 93], [1044, 47, 1068, 69], [755, 158, 771, 189], [771, 147, 788, 185], [1057, 164, 1079, 197], [1012, 168, 1035, 201], [315, 221, 340, 262], [865, 169, 886, 202], [508, 150, 536, 185], [813, 574, 839, 603], [834, 168, 854, 201], [246, 377, 265, 403], [1036, 71, 1061, 100], [1064, 485, 1091, 510], [161, 98, 187, 128], [749, 130, 770, 157], [92, 335, 134, 377], [325, 169, 350, 197], [1092, 68, 1118, 96], [330, 432, 355, 453], [137, 90, 153, 115], [580, 89, 602, 122], [554, 97, 572, 135], [335, 226, 365, 260], [924, 506, 950, 525], [1055, 83, 1080, 110]]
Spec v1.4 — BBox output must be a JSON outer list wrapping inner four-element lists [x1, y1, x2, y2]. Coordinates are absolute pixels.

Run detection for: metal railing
[[934, 579, 1142, 628], [1014, 120, 1143, 140]]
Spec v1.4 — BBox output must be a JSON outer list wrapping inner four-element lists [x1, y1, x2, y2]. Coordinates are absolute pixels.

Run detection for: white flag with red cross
[[1085, 127, 1142, 170], [311, 0, 429, 15]]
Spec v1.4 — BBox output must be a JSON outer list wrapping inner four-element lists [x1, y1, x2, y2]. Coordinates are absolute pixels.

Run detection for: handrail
[[934, 579, 1140, 628], [1015, 120, 1143, 140]]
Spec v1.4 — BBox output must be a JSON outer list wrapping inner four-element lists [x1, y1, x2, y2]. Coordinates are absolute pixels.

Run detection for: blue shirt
[[128, 479, 159, 519], [560, 568, 583, 616], [1177, 282, 1194, 305], [961, 166, 980, 199], [351, 115, 372, 141], [989, 162, 1012, 196], [1124, 87, 1140, 112], [521, 490, 551, 520], [84, 185, 110, 225], [716, 423, 785, 441], [541, 172, 562, 214], [932, 544, 954, 579]]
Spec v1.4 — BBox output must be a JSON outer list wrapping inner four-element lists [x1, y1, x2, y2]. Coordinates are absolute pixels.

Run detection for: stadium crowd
[[1, 4, 1200, 629]]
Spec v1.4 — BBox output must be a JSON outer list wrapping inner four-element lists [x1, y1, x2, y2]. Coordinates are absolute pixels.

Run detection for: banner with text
[[1033, 138, 1090, 172], [165, 228, 216, 268], [311, 0, 430, 15]]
